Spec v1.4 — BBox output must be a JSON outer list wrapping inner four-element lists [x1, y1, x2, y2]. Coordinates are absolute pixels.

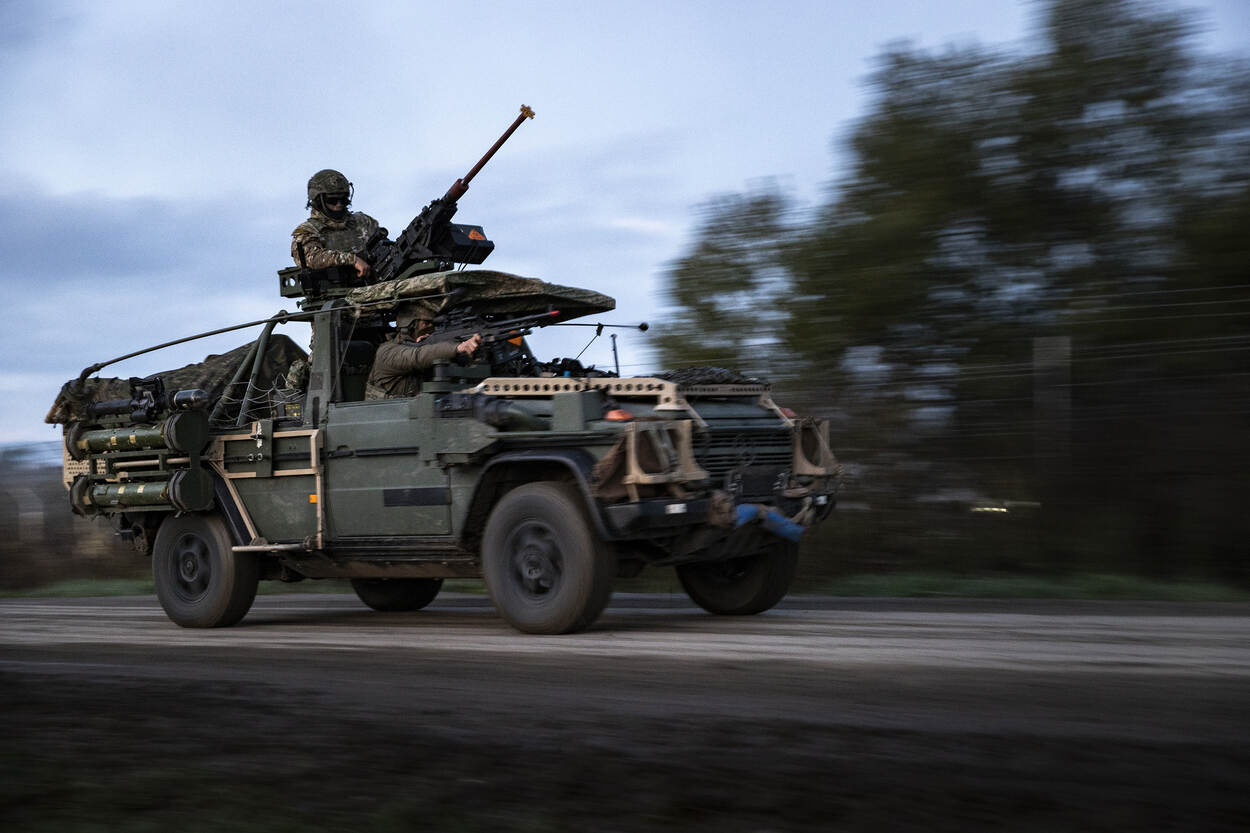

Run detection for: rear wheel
[[482, 482, 615, 634], [676, 541, 798, 615], [351, 578, 443, 612], [152, 512, 258, 628]]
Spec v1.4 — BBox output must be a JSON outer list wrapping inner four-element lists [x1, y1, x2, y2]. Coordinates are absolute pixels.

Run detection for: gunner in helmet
[[291, 169, 384, 280], [366, 302, 483, 400]]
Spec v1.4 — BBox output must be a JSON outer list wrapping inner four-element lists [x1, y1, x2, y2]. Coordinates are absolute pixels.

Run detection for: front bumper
[[601, 489, 834, 541]]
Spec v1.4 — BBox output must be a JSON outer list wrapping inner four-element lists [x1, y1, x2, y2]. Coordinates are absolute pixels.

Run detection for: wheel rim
[[171, 532, 212, 602], [507, 521, 562, 601]]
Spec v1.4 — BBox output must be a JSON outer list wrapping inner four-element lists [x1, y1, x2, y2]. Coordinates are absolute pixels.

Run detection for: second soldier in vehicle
[[292, 169, 382, 281], [366, 301, 482, 399]]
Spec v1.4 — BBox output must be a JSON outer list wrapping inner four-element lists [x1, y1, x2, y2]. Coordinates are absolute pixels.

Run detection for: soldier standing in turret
[[291, 169, 384, 280]]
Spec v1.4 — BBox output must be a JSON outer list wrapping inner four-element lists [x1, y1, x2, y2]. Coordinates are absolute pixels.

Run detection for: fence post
[[1034, 335, 1072, 571]]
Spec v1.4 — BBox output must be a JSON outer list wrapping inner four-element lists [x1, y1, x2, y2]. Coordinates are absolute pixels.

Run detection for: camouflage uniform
[[365, 337, 461, 399], [290, 209, 383, 269]]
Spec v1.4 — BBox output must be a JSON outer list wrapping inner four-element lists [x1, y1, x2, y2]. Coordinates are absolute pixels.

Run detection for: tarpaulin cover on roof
[[45, 334, 307, 425], [346, 270, 615, 323]]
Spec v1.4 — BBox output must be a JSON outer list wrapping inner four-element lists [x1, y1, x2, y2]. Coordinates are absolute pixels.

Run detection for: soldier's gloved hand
[[353, 255, 371, 279], [456, 333, 483, 357]]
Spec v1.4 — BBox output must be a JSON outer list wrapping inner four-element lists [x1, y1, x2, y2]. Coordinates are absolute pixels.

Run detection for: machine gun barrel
[[447, 104, 536, 204], [367, 105, 535, 282]]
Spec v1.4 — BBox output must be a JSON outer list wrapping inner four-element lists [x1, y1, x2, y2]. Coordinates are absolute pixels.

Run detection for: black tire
[[152, 512, 258, 628], [676, 542, 799, 615], [481, 482, 615, 634], [351, 578, 443, 612]]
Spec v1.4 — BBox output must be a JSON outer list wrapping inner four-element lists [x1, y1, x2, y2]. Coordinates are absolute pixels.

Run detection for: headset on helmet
[[306, 169, 354, 218]]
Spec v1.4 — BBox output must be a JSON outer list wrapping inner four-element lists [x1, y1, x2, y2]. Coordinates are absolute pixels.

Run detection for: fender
[[472, 448, 614, 540], [210, 468, 256, 547]]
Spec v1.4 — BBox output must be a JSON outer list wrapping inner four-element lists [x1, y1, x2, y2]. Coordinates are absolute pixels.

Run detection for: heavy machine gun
[[279, 105, 535, 304], [365, 105, 535, 283]]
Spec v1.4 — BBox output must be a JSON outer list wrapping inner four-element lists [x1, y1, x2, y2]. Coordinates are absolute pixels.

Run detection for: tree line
[[657, 0, 1250, 583]]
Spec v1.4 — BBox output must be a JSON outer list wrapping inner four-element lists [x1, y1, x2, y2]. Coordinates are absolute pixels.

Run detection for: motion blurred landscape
[[654, 0, 1250, 593]]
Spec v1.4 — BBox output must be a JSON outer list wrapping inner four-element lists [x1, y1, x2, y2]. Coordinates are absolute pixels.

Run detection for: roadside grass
[[4, 577, 155, 598], [2, 572, 1245, 602], [804, 572, 1250, 602]]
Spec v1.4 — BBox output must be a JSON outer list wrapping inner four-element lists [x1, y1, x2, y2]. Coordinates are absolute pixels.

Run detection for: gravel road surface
[[2, 593, 1248, 831]]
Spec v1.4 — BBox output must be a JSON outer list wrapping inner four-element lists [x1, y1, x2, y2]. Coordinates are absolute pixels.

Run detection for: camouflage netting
[[45, 334, 308, 426], [346, 270, 615, 323], [656, 367, 769, 387]]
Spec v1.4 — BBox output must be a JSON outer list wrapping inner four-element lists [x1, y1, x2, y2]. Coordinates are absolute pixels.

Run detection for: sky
[[1, 0, 1246, 443]]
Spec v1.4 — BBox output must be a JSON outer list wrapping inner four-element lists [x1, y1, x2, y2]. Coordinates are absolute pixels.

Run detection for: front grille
[[695, 428, 792, 479]]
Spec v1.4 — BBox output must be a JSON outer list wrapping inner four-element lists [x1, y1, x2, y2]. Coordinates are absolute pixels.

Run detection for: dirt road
[[2, 593, 1248, 831]]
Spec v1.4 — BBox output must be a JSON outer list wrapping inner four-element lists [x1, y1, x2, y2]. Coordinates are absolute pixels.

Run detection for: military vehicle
[[47, 107, 840, 634]]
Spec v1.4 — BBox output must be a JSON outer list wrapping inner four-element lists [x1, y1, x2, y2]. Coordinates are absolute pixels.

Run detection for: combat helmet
[[394, 301, 434, 339], [306, 169, 354, 218]]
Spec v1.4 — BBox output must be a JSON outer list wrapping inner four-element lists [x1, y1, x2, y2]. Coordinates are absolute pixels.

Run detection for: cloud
[[0, 0, 79, 52], [603, 216, 684, 239], [0, 186, 199, 279], [0, 179, 299, 386]]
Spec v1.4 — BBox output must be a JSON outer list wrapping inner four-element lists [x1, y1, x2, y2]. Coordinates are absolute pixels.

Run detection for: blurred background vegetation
[[658, 0, 1250, 589], [3, 0, 1247, 597], [0, 444, 134, 590]]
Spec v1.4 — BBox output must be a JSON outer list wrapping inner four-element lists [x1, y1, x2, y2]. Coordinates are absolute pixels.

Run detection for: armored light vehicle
[[47, 109, 839, 633]]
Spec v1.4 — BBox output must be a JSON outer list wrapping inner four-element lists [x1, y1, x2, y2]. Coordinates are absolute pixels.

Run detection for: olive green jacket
[[365, 337, 460, 399]]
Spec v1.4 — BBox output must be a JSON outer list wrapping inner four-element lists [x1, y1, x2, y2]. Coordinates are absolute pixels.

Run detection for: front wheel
[[351, 578, 443, 612], [481, 482, 615, 634], [152, 512, 258, 628], [676, 542, 798, 615]]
